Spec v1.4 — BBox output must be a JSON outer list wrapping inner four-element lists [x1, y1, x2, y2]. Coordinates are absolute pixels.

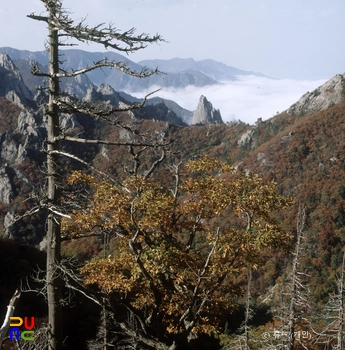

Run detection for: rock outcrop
[[191, 95, 223, 125], [84, 84, 121, 106], [0, 53, 33, 104], [287, 73, 345, 116], [134, 101, 185, 126], [0, 166, 14, 204]]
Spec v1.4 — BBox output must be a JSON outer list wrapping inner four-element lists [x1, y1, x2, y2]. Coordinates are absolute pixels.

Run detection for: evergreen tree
[[27, 1, 163, 349]]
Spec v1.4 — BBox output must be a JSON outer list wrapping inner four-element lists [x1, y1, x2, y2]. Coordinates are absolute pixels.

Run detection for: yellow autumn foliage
[[63, 156, 293, 336]]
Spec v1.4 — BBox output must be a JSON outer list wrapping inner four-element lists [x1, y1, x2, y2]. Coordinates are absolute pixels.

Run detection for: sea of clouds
[[131, 76, 326, 125]]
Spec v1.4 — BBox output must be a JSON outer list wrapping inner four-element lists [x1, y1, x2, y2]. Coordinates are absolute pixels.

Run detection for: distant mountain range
[[138, 57, 267, 81], [1, 47, 343, 125], [0, 47, 267, 92]]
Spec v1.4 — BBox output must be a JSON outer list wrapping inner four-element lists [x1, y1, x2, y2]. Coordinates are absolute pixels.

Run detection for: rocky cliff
[[191, 95, 223, 125], [286, 73, 345, 116], [0, 53, 34, 105]]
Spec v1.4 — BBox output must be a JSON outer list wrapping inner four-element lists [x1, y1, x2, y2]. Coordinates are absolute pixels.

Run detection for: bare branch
[[55, 59, 161, 79], [27, 13, 48, 23], [179, 228, 220, 330], [169, 162, 182, 200], [48, 207, 71, 219], [31, 61, 50, 77], [59, 260, 103, 307], [28, 2, 164, 53], [55, 89, 160, 118], [125, 145, 146, 175], [54, 134, 168, 148], [4, 206, 41, 231], [144, 147, 166, 179], [48, 150, 126, 188]]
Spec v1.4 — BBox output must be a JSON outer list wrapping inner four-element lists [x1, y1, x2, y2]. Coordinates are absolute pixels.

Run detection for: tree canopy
[[62, 156, 293, 348]]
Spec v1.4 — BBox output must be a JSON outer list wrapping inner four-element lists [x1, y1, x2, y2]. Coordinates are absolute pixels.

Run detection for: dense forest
[[1, 91, 345, 349]]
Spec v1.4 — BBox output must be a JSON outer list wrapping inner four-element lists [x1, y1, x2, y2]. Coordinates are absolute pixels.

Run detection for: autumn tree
[[25, 1, 164, 349], [62, 156, 293, 349]]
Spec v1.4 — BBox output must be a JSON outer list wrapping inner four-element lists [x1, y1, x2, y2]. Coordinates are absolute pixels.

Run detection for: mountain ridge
[[138, 57, 267, 81], [0, 47, 217, 91], [0, 47, 268, 91], [0, 49, 231, 125], [286, 73, 345, 116]]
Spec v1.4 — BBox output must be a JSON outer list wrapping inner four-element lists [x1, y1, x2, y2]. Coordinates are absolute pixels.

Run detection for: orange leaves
[[66, 170, 97, 186], [126, 178, 174, 232], [186, 155, 234, 173], [66, 156, 293, 337], [181, 158, 235, 223], [231, 173, 293, 216], [80, 252, 140, 294]]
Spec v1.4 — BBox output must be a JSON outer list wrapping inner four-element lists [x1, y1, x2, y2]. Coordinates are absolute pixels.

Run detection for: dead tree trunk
[[0, 289, 21, 347], [243, 268, 252, 350], [46, 9, 63, 350], [337, 252, 345, 350], [26, 1, 163, 349], [287, 203, 306, 350]]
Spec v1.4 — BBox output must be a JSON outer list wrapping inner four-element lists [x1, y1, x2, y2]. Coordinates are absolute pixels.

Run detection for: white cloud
[[131, 76, 326, 125]]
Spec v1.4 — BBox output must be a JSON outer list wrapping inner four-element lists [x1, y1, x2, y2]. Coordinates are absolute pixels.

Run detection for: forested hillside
[[1, 22, 345, 350]]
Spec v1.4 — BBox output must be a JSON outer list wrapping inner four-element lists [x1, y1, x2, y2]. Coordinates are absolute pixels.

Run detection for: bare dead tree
[[265, 203, 310, 350], [224, 268, 254, 350], [310, 251, 345, 350], [286, 203, 307, 350], [338, 252, 345, 350], [243, 268, 253, 350], [0, 289, 21, 347], [25, 1, 164, 350]]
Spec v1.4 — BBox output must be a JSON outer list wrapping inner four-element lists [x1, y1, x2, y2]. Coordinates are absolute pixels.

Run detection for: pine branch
[[28, 1, 164, 53], [55, 89, 160, 119], [55, 59, 161, 79], [54, 134, 168, 148]]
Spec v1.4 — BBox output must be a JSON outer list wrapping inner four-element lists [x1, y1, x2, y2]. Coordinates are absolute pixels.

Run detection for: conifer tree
[[27, 1, 163, 349]]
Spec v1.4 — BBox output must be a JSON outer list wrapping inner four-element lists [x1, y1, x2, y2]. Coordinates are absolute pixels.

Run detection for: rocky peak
[[191, 95, 223, 125], [84, 84, 121, 106], [0, 52, 33, 104], [134, 101, 185, 126], [0, 166, 14, 204], [62, 73, 93, 99], [97, 84, 121, 106], [0, 53, 22, 80], [286, 73, 345, 116]]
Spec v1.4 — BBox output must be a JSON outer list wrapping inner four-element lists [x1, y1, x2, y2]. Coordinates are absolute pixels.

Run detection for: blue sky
[[0, 0, 344, 79]]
